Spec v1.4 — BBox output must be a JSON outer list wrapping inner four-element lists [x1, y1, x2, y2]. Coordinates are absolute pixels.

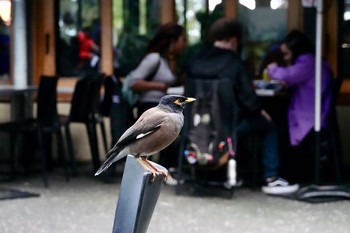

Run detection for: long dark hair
[[145, 23, 184, 56], [283, 29, 315, 64]]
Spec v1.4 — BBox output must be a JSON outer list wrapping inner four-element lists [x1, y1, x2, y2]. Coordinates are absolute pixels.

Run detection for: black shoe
[[262, 177, 299, 195]]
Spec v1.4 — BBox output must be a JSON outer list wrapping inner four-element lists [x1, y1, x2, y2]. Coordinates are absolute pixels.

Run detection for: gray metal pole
[[11, 0, 27, 88], [314, 0, 323, 185], [314, 0, 323, 132], [112, 155, 166, 233]]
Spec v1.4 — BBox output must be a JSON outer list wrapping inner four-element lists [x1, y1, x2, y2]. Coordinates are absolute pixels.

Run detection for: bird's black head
[[158, 95, 196, 112]]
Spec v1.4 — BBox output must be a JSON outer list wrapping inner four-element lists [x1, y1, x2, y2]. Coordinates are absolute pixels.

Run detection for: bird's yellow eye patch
[[174, 99, 182, 106]]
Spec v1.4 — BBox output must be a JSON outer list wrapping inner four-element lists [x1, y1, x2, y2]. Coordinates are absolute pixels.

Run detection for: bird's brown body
[[95, 95, 195, 176], [121, 107, 184, 156]]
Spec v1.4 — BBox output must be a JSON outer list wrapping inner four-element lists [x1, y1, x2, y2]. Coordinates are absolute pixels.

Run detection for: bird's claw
[[150, 171, 157, 182], [150, 170, 168, 183], [159, 170, 169, 182], [135, 157, 169, 182]]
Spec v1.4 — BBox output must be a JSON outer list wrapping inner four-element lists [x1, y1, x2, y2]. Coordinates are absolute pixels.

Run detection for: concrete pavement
[[0, 164, 350, 233]]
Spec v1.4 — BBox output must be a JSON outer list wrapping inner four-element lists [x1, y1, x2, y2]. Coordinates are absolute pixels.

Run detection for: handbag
[[121, 57, 161, 107]]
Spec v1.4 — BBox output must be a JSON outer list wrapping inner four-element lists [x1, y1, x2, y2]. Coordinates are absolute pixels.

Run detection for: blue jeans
[[236, 114, 279, 180]]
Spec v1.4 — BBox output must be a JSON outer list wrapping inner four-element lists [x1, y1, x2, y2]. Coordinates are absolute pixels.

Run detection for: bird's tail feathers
[[94, 146, 122, 176]]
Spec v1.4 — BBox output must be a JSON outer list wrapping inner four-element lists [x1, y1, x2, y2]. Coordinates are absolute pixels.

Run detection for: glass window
[[175, 0, 224, 70], [0, 0, 11, 81], [57, 0, 100, 77], [238, 0, 288, 79], [176, 0, 223, 45], [113, 0, 160, 77]]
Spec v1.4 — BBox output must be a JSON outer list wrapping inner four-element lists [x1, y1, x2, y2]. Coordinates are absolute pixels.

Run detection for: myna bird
[[94, 95, 196, 177]]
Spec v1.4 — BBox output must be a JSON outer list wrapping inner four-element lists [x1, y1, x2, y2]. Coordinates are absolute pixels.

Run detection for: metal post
[[112, 155, 166, 233], [314, 0, 323, 185], [11, 0, 27, 88]]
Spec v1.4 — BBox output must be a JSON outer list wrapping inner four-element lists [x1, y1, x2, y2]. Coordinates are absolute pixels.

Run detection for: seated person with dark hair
[[267, 30, 332, 147], [185, 17, 299, 195], [267, 30, 333, 182]]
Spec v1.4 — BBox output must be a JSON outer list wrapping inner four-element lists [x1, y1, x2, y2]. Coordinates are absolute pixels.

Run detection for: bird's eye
[[174, 99, 182, 106]]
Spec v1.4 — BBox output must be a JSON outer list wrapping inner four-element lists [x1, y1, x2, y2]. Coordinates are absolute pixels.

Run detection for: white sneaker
[[262, 177, 299, 195], [165, 175, 178, 186]]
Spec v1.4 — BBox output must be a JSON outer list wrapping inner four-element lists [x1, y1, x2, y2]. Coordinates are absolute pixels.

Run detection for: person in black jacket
[[186, 18, 299, 195]]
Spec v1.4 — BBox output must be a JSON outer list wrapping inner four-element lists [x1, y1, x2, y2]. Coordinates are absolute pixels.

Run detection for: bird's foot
[[151, 170, 168, 182], [158, 169, 169, 182], [136, 158, 169, 182], [135, 158, 159, 182], [150, 171, 158, 182]]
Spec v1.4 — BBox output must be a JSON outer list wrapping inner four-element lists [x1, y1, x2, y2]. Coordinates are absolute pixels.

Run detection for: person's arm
[[260, 109, 272, 122], [131, 80, 168, 92], [235, 61, 262, 115], [268, 55, 314, 87], [129, 53, 167, 92]]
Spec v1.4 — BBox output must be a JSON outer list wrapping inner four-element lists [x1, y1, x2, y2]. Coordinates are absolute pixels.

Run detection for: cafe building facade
[[1, 0, 350, 174]]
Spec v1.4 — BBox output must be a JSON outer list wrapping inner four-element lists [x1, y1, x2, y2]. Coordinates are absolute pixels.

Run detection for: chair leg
[[176, 139, 186, 195], [251, 135, 259, 190], [9, 133, 17, 181], [64, 124, 78, 176], [56, 129, 69, 182], [99, 118, 109, 153], [37, 128, 49, 188], [86, 122, 100, 173], [328, 128, 343, 184]]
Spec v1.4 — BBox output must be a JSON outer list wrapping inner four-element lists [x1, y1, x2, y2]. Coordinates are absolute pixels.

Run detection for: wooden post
[[160, 0, 176, 24], [100, 0, 113, 76], [224, 0, 238, 19]]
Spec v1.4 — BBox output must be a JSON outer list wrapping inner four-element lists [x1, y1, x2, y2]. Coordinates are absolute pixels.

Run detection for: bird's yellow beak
[[174, 97, 196, 106], [185, 97, 196, 103]]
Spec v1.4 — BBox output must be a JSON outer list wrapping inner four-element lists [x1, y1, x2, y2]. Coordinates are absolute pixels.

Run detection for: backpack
[[183, 78, 237, 169]]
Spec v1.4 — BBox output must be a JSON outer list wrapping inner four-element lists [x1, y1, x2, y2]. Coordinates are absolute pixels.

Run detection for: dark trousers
[[236, 114, 279, 180]]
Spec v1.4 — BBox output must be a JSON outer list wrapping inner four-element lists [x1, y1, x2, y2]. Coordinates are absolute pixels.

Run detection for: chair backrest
[[68, 73, 104, 122], [99, 75, 114, 117], [322, 77, 343, 140], [69, 76, 93, 122], [36, 75, 59, 126], [87, 73, 105, 116], [182, 78, 237, 165], [332, 77, 343, 102]]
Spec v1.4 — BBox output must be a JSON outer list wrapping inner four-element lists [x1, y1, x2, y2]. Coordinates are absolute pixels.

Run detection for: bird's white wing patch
[[136, 123, 163, 140]]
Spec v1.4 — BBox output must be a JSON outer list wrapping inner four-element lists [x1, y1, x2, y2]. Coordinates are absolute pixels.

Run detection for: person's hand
[[261, 109, 272, 122], [267, 62, 277, 69], [278, 80, 288, 88], [158, 82, 168, 92]]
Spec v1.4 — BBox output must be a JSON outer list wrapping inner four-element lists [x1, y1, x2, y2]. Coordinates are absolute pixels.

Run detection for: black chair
[[0, 75, 68, 187], [89, 73, 109, 154], [61, 73, 108, 175]]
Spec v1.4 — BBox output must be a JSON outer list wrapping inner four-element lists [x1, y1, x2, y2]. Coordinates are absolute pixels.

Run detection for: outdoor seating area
[[2, 1, 350, 232], [0, 72, 108, 185]]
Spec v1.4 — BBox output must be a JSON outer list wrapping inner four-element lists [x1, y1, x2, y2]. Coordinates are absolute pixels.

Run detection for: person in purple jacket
[[267, 30, 333, 147]]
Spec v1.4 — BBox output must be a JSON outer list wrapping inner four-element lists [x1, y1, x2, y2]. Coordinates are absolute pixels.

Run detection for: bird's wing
[[116, 123, 162, 148], [116, 107, 167, 148]]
